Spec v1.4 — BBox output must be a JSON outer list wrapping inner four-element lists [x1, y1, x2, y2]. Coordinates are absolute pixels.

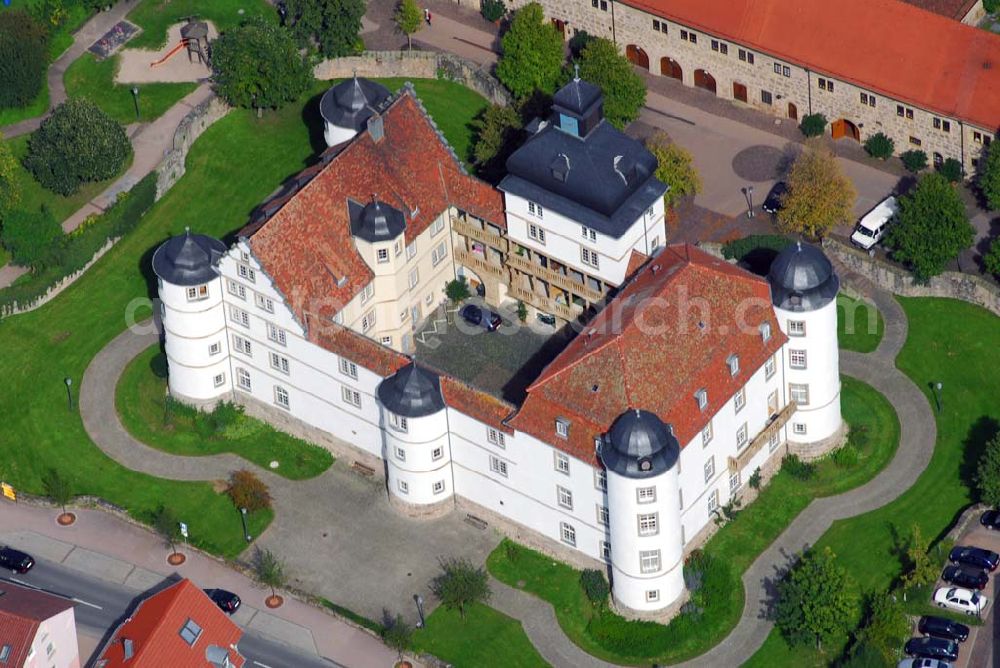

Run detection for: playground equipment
[[150, 18, 210, 68]]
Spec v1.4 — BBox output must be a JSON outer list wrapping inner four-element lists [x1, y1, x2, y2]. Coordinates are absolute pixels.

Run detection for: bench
[[464, 514, 488, 530], [350, 461, 376, 478]]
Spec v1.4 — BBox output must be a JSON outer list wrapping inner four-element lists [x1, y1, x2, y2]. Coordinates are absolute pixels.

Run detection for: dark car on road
[[0, 547, 34, 573], [941, 565, 989, 590], [918, 615, 969, 643], [949, 545, 1000, 572], [904, 637, 959, 662], [204, 588, 241, 614], [761, 181, 788, 214], [459, 304, 502, 332], [980, 509, 1000, 530]]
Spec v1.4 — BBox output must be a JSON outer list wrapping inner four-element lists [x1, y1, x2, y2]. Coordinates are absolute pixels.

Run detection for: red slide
[[150, 39, 190, 68]]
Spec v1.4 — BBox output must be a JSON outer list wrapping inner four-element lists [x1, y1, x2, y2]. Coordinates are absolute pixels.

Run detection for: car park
[[980, 509, 1000, 530], [761, 181, 788, 214], [949, 545, 1000, 571], [918, 615, 969, 643], [204, 588, 241, 614], [850, 195, 898, 250], [0, 547, 34, 573], [897, 659, 952, 668], [459, 304, 502, 332], [904, 637, 959, 662], [941, 565, 989, 590], [934, 586, 988, 615]]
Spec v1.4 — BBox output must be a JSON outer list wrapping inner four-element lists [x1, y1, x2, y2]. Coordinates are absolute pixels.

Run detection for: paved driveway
[[957, 523, 1000, 668]]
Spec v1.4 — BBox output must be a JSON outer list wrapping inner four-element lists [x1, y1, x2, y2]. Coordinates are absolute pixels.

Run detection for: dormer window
[[760, 322, 771, 342], [179, 618, 202, 646], [727, 354, 740, 376], [555, 418, 570, 439], [695, 389, 708, 410], [377, 248, 389, 264]]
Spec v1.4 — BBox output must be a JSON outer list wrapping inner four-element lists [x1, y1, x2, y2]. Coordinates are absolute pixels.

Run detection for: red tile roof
[[248, 87, 505, 327], [440, 376, 517, 433], [899, 0, 979, 20], [508, 244, 786, 465], [625, 249, 648, 279], [307, 315, 410, 376], [96, 579, 244, 668], [624, 0, 1000, 130], [0, 582, 75, 668]]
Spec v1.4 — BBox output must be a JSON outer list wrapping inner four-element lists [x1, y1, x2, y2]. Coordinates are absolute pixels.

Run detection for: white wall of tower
[[324, 121, 357, 148], [383, 409, 455, 506], [159, 277, 232, 402]]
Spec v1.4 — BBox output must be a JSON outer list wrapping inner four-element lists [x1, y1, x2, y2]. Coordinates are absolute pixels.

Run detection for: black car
[[949, 545, 1000, 572], [904, 636, 959, 662], [941, 565, 989, 590], [761, 181, 788, 214], [459, 304, 502, 332], [918, 615, 970, 643], [204, 588, 241, 614], [0, 547, 34, 573], [980, 509, 1000, 530]]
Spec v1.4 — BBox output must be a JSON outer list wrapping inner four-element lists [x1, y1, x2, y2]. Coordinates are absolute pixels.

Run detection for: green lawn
[[126, 0, 276, 50], [838, 293, 884, 353], [0, 84, 49, 128], [413, 602, 550, 668], [64, 53, 197, 125], [487, 376, 899, 665], [117, 344, 334, 480], [748, 297, 1000, 666]]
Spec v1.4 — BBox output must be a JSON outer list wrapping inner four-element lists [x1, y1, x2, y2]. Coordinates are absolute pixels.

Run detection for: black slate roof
[[552, 77, 602, 117], [768, 241, 840, 312], [599, 409, 680, 479], [319, 77, 392, 134], [348, 198, 406, 242], [377, 363, 446, 418], [152, 229, 226, 286]]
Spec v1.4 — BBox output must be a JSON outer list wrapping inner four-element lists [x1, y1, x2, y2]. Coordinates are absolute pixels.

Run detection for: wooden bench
[[464, 514, 488, 530], [350, 461, 376, 478]]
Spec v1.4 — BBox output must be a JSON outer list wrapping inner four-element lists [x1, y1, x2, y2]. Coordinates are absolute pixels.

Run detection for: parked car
[[897, 659, 952, 668], [918, 615, 969, 643], [941, 565, 989, 590], [904, 637, 959, 661], [949, 545, 1000, 572], [934, 587, 988, 616], [761, 181, 788, 214], [459, 304, 502, 332], [850, 195, 899, 250], [980, 509, 1000, 530], [204, 588, 241, 614], [0, 547, 34, 573]]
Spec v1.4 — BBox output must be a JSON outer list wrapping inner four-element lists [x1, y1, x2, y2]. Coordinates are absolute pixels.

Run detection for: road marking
[[252, 662, 273, 668], [9, 577, 39, 589], [71, 597, 102, 610], [7, 577, 100, 609]]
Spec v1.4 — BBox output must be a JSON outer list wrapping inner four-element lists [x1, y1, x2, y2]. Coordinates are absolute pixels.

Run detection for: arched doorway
[[694, 69, 717, 95], [831, 118, 860, 142], [732, 82, 748, 103], [787, 102, 798, 120], [660, 57, 682, 81], [626, 45, 649, 70]]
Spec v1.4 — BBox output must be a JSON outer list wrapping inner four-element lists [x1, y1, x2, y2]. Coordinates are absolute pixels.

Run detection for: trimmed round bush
[[24, 99, 131, 196], [938, 157, 963, 183], [900, 149, 928, 173], [863, 132, 894, 160], [481, 0, 505, 22], [0, 11, 49, 109], [798, 113, 827, 138]]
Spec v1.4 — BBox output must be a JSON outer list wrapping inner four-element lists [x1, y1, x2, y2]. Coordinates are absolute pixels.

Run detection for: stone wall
[[823, 238, 1000, 317], [314, 51, 511, 107], [3, 239, 116, 316], [155, 96, 231, 200]]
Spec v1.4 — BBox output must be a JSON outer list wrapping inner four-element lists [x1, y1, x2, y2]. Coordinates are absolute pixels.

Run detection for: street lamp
[[933, 382, 943, 413], [742, 186, 755, 219], [64, 377, 73, 411], [130, 86, 140, 121], [239, 507, 251, 542], [413, 594, 425, 628]]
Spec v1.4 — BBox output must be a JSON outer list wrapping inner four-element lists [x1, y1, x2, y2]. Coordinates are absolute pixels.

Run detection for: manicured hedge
[[0, 11, 49, 109]]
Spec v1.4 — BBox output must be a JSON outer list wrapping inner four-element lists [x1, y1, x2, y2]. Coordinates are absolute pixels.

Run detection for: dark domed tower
[[319, 76, 392, 147]]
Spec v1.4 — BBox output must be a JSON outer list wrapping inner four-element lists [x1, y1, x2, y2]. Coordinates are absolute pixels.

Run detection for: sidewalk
[[0, 502, 400, 668]]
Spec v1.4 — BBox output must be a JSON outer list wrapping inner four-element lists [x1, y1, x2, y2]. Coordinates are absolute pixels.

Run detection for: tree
[[884, 172, 973, 281], [226, 469, 272, 512], [979, 139, 1000, 211], [900, 524, 937, 589], [975, 433, 1000, 507], [852, 591, 909, 666], [798, 113, 827, 138], [938, 157, 963, 183], [394, 0, 422, 51], [445, 277, 470, 303], [153, 505, 183, 554], [430, 557, 491, 619], [984, 237, 1000, 279], [863, 132, 894, 160], [41, 468, 73, 513], [1, 206, 63, 269], [0, 11, 49, 109], [212, 19, 311, 114], [496, 3, 565, 99], [777, 144, 856, 240], [646, 130, 701, 208], [900, 149, 928, 173], [380, 613, 413, 660], [0, 133, 22, 216], [471, 104, 523, 183], [252, 547, 287, 598], [282, 0, 366, 58], [577, 37, 646, 130], [24, 99, 130, 196], [775, 546, 857, 650]]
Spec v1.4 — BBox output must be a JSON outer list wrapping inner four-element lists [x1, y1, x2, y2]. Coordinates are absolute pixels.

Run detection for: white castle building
[[152, 77, 843, 618]]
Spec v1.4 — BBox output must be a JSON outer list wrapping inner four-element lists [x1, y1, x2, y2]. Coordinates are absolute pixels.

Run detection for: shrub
[[211, 401, 244, 433], [782, 453, 816, 480], [938, 157, 963, 183], [516, 300, 527, 322], [985, 237, 1000, 279], [986, 0, 999, 13], [481, 0, 505, 22], [798, 113, 827, 138], [226, 469, 272, 512], [0, 11, 49, 109], [847, 424, 870, 451], [721, 234, 792, 261], [748, 467, 762, 490], [580, 569, 610, 605], [380, 613, 413, 660], [831, 443, 860, 468], [445, 277, 470, 303], [568, 30, 593, 58], [863, 132, 894, 160], [24, 99, 130, 196], [1, 206, 62, 269], [900, 149, 928, 173]]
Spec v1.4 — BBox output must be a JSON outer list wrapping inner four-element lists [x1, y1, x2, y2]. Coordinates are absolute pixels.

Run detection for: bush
[[0, 11, 49, 109], [986, 0, 999, 13], [226, 469, 272, 512], [798, 113, 827, 138], [831, 443, 860, 468], [1, 206, 62, 269], [212, 18, 311, 111], [721, 234, 792, 261], [938, 157, 963, 183], [900, 149, 928, 173], [445, 277, 470, 303], [863, 132, 894, 160], [985, 237, 1000, 279], [748, 467, 762, 490], [580, 569, 610, 605], [481, 0, 505, 22], [24, 99, 130, 195], [782, 453, 816, 480], [568, 30, 593, 58]]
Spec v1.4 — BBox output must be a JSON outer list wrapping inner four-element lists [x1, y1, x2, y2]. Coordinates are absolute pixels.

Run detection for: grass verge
[[413, 602, 551, 668], [837, 293, 884, 353]]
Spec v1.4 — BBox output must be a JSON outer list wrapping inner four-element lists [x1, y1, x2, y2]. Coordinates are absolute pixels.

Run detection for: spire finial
[[573, 63, 580, 82]]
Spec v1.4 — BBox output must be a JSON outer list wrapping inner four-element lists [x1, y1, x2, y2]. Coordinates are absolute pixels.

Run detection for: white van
[[851, 196, 899, 250]]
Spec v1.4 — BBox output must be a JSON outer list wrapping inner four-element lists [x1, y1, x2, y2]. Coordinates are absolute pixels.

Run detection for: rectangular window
[[708, 489, 719, 513], [599, 0, 607, 10], [431, 216, 445, 236], [339, 358, 358, 379], [341, 386, 361, 407], [738, 49, 755, 64], [595, 469, 607, 492], [555, 451, 570, 474], [581, 226, 597, 242], [646, 589, 660, 603], [818, 77, 833, 91], [639, 549, 661, 574], [860, 92, 876, 107], [727, 354, 740, 376], [381, 335, 393, 346], [765, 355, 776, 379], [527, 201, 544, 218], [237, 264, 256, 283], [974, 131, 983, 143], [704, 456, 715, 482], [360, 283, 374, 305], [560, 522, 576, 546], [229, 305, 250, 327], [760, 322, 772, 342], [433, 480, 446, 494], [186, 285, 209, 302], [910, 136, 922, 147], [179, 619, 202, 646], [736, 423, 748, 449], [528, 224, 546, 244], [490, 455, 508, 477], [790, 349, 807, 369], [729, 470, 741, 494], [581, 247, 600, 269], [267, 323, 287, 346], [702, 420, 713, 446], [597, 505, 609, 526], [788, 320, 805, 336], [209, 342, 221, 356], [601, 540, 611, 562], [695, 388, 708, 410], [255, 292, 274, 313], [768, 431, 781, 452], [487, 427, 506, 448], [394, 446, 406, 462], [389, 413, 409, 433], [637, 486, 656, 504], [227, 280, 246, 299], [789, 383, 810, 405], [377, 248, 389, 264], [269, 352, 290, 374], [232, 335, 251, 356], [431, 241, 448, 266], [557, 486, 573, 510], [761, 90, 773, 105], [406, 242, 417, 260], [638, 512, 659, 536], [432, 446, 444, 461], [361, 309, 376, 332], [680, 29, 688, 40], [236, 368, 251, 391], [793, 422, 807, 435], [734, 388, 746, 413], [555, 418, 570, 439], [213, 373, 225, 387], [398, 479, 409, 494], [408, 268, 419, 290], [274, 386, 290, 409]]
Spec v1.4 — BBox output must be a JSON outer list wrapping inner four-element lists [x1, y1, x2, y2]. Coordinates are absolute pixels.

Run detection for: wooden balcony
[[508, 284, 581, 322], [728, 401, 798, 473], [454, 248, 506, 279], [452, 217, 509, 254], [506, 252, 603, 303]]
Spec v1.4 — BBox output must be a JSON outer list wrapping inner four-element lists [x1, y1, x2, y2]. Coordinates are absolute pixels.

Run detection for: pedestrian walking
[[425, 8, 432, 25]]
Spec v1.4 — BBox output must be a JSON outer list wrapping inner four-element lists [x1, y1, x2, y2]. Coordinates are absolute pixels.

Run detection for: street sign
[[1, 482, 15, 502], [179, 522, 188, 539]]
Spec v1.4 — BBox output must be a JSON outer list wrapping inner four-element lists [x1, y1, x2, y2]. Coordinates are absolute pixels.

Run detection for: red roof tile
[[307, 315, 410, 376], [0, 582, 74, 668], [899, 0, 979, 20], [248, 88, 505, 327], [624, 0, 1000, 130], [440, 376, 517, 433], [96, 579, 244, 668], [509, 244, 787, 465], [625, 249, 648, 279]]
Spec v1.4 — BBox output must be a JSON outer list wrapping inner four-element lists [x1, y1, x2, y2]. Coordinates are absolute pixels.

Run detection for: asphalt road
[[2, 558, 342, 668]]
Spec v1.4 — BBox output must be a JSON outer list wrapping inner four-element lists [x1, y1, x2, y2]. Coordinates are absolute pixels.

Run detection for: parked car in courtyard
[[980, 509, 1000, 530], [851, 195, 898, 250], [204, 588, 241, 614], [941, 565, 989, 590], [934, 587, 988, 616], [918, 616, 969, 643], [904, 637, 959, 661], [0, 547, 34, 573], [897, 659, 952, 668], [459, 304, 502, 332], [761, 181, 788, 214], [949, 545, 1000, 571]]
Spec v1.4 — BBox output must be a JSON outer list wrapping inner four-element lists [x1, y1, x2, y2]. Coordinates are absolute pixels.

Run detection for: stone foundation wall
[[155, 96, 230, 200], [786, 421, 848, 462], [389, 493, 455, 520]]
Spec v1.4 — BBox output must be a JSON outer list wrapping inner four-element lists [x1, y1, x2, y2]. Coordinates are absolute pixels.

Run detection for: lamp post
[[64, 377, 73, 411], [413, 593, 425, 628], [933, 382, 943, 413], [239, 507, 251, 543], [130, 86, 140, 121], [742, 186, 755, 219]]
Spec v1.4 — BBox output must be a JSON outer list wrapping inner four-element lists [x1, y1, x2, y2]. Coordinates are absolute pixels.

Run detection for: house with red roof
[[0, 581, 79, 668], [93, 579, 243, 668]]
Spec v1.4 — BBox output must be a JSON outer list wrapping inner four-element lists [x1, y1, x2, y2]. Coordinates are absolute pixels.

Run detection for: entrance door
[[660, 57, 683, 81], [694, 69, 717, 95], [626, 45, 650, 70], [831, 118, 860, 142], [787, 102, 798, 120], [733, 82, 748, 103]]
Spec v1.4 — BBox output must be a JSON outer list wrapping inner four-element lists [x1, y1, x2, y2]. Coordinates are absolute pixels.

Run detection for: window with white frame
[[389, 413, 408, 433], [765, 355, 776, 379], [639, 549, 661, 574], [341, 386, 361, 408], [528, 224, 546, 243], [727, 354, 740, 376], [483, 428, 506, 449], [793, 422, 807, 435], [708, 489, 719, 513], [768, 431, 781, 452], [489, 455, 508, 477], [527, 201, 544, 218], [646, 589, 660, 603], [394, 446, 406, 461], [229, 305, 249, 326], [433, 480, 446, 494], [788, 320, 805, 336], [638, 512, 659, 536], [695, 388, 708, 410], [269, 352, 289, 374], [790, 349, 807, 369], [394, 240, 402, 257], [555, 451, 570, 474], [236, 368, 251, 391], [274, 386, 290, 409], [381, 335, 393, 346], [232, 335, 252, 356], [406, 242, 417, 260], [581, 226, 597, 242], [789, 383, 810, 405], [431, 241, 448, 266], [360, 283, 374, 305], [581, 247, 600, 269], [267, 323, 287, 346], [736, 423, 748, 449], [213, 373, 225, 387], [729, 470, 741, 493], [408, 268, 419, 290], [555, 418, 570, 439], [760, 322, 771, 342], [338, 358, 358, 379], [432, 446, 444, 461], [237, 264, 256, 282], [397, 479, 409, 494], [400, 309, 410, 324], [637, 486, 656, 504], [702, 420, 713, 446], [255, 293, 274, 313], [597, 505, 609, 526], [704, 456, 715, 482], [361, 310, 376, 332], [600, 540, 611, 562], [376, 248, 389, 264], [557, 485, 573, 510], [738, 48, 755, 64], [595, 469, 607, 491], [227, 280, 246, 299], [560, 522, 576, 546], [734, 387, 746, 413], [209, 342, 221, 356], [431, 217, 445, 236], [186, 285, 209, 302]]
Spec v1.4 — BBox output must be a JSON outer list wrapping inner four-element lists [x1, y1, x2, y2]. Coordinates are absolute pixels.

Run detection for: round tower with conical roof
[[152, 229, 229, 405], [319, 75, 392, 147], [376, 363, 455, 517], [767, 241, 843, 446], [599, 409, 685, 616]]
